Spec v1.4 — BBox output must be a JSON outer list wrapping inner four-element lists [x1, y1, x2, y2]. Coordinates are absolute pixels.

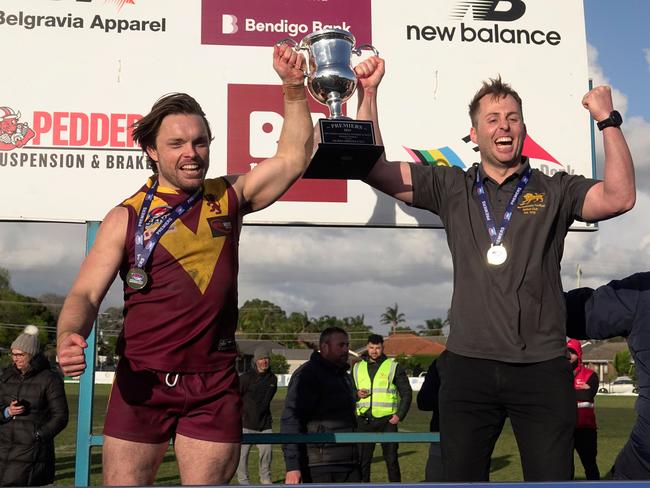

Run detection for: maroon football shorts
[[103, 358, 242, 444]]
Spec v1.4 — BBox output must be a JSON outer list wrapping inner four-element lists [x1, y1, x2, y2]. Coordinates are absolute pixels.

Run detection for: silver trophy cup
[[281, 29, 377, 118], [278, 29, 383, 179], [300, 29, 377, 119]]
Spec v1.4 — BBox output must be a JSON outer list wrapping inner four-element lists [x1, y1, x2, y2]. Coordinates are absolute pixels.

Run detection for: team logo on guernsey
[[207, 216, 233, 237], [205, 193, 222, 214], [517, 192, 546, 214]]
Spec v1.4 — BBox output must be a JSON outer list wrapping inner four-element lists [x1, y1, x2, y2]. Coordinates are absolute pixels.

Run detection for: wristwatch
[[597, 110, 623, 131]]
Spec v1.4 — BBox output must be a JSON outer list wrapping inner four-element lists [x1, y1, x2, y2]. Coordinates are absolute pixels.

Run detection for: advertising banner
[[0, 0, 591, 227]]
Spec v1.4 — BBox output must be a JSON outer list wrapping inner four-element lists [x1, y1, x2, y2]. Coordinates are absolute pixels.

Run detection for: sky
[[1, 1, 650, 337]]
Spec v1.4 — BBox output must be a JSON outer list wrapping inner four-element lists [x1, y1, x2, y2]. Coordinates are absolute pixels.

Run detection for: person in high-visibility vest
[[567, 339, 600, 480], [352, 334, 412, 482]]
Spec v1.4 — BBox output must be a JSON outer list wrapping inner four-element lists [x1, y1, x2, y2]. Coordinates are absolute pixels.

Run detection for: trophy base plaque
[[303, 119, 384, 180]]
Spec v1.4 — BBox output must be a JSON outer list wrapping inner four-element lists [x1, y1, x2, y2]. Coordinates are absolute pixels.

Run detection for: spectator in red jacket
[[567, 339, 599, 480]]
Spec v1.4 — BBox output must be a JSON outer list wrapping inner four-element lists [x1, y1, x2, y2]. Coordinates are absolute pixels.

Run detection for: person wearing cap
[[0, 326, 69, 486], [236, 346, 278, 485], [567, 338, 600, 480]]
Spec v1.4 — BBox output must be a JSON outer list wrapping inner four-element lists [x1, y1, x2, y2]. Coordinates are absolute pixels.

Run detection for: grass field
[[54, 384, 637, 485]]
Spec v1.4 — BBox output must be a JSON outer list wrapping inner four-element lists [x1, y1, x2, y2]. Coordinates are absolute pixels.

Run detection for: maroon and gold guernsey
[[117, 176, 240, 373]]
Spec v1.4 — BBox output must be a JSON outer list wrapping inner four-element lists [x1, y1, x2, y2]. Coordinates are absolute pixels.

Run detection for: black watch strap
[[597, 110, 623, 131]]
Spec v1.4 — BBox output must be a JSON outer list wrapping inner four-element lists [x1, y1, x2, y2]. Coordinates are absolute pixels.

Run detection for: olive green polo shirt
[[410, 159, 598, 363]]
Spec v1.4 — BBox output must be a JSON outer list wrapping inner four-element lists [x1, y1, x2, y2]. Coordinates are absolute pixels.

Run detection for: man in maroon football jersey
[[56, 44, 312, 486]]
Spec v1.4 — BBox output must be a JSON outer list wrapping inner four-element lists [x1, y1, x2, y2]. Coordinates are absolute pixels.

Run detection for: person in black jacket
[[351, 334, 412, 482], [416, 359, 443, 482], [281, 327, 359, 484], [237, 346, 278, 485], [566, 275, 650, 480], [0, 326, 69, 486]]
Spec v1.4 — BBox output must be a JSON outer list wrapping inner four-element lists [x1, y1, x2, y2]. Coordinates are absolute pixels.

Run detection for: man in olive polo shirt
[[353, 57, 635, 481]]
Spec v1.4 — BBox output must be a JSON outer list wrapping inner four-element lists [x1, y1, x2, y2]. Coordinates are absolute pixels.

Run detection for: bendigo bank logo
[[201, 0, 372, 47], [227, 84, 349, 203], [451, 0, 526, 22]]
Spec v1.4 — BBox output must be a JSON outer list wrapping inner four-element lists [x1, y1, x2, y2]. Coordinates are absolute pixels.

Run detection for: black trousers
[[612, 411, 650, 480], [437, 351, 576, 482], [574, 428, 600, 480], [357, 416, 401, 482], [309, 466, 361, 483], [424, 443, 444, 482]]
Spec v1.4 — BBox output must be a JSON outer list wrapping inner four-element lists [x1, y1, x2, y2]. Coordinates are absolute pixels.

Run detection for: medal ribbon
[[474, 166, 532, 247], [134, 179, 203, 269]]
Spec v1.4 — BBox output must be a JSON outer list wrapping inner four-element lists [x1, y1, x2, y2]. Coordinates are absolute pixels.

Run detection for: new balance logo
[[451, 0, 526, 22]]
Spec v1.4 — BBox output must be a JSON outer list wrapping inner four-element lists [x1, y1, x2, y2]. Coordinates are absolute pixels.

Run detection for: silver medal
[[487, 244, 508, 266]]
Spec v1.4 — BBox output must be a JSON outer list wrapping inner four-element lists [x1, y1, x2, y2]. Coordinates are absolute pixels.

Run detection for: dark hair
[[320, 327, 348, 345], [367, 334, 384, 345], [468, 75, 523, 128], [131, 93, 213, 172]]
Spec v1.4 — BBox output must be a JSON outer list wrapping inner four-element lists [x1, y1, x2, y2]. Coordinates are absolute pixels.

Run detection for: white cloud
[[238, 226, 454, 329], [0, 222, 84, 270], [587, 43, 629, 118], [561, 44, 650, 292]]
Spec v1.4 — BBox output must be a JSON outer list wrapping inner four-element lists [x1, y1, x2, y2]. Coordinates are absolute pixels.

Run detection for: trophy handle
[[276, 38, 297, 47], [352, 44, 379, 57]]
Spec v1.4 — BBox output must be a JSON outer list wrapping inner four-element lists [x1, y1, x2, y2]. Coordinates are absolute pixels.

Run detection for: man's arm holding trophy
[[285, 29, 384, 180], [356, 56, 415, 204]]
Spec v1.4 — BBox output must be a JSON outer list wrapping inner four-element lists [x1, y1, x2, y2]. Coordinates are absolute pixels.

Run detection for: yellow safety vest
[[353, 358, 399, 417]]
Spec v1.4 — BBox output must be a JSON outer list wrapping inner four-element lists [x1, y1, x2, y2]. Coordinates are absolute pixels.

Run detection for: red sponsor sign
[[227, 84, 348, 202], [31, 111, 141, 147], [202, 0, 372, 47]]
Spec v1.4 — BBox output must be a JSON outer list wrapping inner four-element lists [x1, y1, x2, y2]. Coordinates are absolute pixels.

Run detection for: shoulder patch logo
[[207, 216, 233, 237]]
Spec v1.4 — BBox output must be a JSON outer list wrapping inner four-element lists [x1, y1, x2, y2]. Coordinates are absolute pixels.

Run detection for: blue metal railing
[[72, 220, 439, 485]]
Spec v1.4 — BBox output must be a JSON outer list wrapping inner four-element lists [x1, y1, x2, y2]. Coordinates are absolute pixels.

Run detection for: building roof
[[580, 339, 629, 361], [236, 340, 284, 355], [273, 348, 313, 360], [377, 333, 447, 356]]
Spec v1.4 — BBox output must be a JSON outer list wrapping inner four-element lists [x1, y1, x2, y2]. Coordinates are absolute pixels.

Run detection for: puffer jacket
[[0, 354, 69, 486], [281, 351, 358, 472]]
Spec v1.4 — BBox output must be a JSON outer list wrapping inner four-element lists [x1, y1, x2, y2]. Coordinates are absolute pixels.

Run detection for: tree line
[[1, 267, 452, 369]]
